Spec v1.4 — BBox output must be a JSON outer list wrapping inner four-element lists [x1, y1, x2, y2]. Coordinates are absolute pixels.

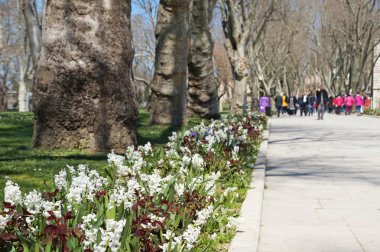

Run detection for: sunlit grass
[[0, 110, 212, 202]]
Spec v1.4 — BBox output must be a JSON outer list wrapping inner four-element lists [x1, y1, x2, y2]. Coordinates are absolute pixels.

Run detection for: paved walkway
[[258, 114, 380, 252]]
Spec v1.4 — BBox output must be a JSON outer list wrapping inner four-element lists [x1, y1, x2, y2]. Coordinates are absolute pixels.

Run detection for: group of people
[[274, 85, 367, 120]]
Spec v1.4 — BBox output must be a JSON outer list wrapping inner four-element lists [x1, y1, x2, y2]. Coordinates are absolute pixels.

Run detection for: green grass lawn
[[0, 110, 206, 202]]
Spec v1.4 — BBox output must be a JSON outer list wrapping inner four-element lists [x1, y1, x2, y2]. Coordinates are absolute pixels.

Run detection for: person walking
[[282, 93, 288, 115], [354, 92, 364, 116], [288, 93, 297, 115], [316, 85, 328, 120], [328, 96, 334, 113], [275, 93, 283, 117], [298, 93, 306, 116], [344, 93, 354, 115], [307, 91, 315, 116], [334, 94, 344, 115]]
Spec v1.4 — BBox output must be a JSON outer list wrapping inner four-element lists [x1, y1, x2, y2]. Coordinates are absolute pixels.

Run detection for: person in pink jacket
[[344, 93, 354, 115], [354, 92, 364, 115], [334, 94, 344, 115]]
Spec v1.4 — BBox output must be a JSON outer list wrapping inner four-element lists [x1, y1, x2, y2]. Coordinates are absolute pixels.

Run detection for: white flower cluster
[[204, 171, 221, 196], [109, 146, 147, 176], [193, 205, 213, 226], [66, 165, 108, 204], [43, 200, 62, 219], [182, 224, 201, 250], [191, 154, 204, 171], [223, 186, 237, 197], [232, 146, 240, 161], [139, 170, 173, 196], [94, 219, 126, 252], [137, 142, 153, 155], [0, 214, 11, 231], [54, 169, 67, 190], [80, 213, 98, 248], [108, 185, 135, 210], [226, 216, 243, 229], [4, 180, 22, 205], [23, 190, 44, 213], [160, 204, 214, 251]]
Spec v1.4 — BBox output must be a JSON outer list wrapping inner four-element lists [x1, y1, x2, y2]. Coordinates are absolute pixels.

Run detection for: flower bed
[[0, 112, 266, 252], [363, 108, 380, 116]]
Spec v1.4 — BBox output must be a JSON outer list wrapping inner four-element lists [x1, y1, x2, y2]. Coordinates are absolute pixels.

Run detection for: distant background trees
[[0, 0, 379, 148]]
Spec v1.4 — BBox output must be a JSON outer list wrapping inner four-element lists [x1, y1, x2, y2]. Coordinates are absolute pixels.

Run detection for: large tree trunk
[[229, 47, 250, 113], [187, 0, 219, 119], [150, 0, 191, 126], [32, 0, 137, 152], [0, 83, 6, 111]]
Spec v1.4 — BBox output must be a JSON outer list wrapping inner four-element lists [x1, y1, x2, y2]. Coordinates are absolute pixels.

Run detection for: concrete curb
[[228, 119, 271, 252]]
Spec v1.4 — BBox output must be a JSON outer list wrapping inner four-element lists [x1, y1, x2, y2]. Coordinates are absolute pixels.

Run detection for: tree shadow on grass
[[137, 125, 181, 146], [0, 153, 107, 162]]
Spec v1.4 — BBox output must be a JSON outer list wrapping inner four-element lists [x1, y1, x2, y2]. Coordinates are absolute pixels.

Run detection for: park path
[[258, 114, 380, 252]]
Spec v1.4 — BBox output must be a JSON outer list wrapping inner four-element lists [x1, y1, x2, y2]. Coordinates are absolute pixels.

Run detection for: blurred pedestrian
[[354, 92, 364, 115], [307, 91, 315, 116], [334, 94, 344, 115], [282, 93, 288, 115], [344, 93, 354, 115], [275, 93, 282, 117], [298, 92, 307, 116], [288, 92, 297, 115], [316, 85, 328, 120], [328, 96, 334, 113]]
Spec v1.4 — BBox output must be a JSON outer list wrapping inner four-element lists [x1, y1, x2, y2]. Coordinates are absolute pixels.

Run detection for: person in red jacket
[[334, 94, 344, 115], [344, 93, 354, 115]]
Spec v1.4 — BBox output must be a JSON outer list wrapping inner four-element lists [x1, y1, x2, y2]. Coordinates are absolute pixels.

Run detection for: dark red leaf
[[44, 224, 57, 235]]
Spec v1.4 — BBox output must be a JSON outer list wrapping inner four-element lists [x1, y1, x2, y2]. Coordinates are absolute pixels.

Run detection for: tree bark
[[221, 0, 274, 114], [32, 0, 138, 152], [18, 57, 29, 112], [187, 0, 219, 119], [18, 33, 32, 112], [229, 46, 250, 113], [0, 82, 6, 111], [150, 0, 191, 126]]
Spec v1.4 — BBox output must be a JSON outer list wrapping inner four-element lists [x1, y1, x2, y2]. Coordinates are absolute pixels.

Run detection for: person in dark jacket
[[307, 91, 315, 116], [299, 92, 308, 116], [328, 96, 334, 113], [287, 93, 297, 115], [275, 93, 283, 117], [297, 93, 304, 116], [316, 85, 328, 120]]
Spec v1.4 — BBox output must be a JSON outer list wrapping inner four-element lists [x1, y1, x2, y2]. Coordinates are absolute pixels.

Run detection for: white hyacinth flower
[[191, 154, 204, 171], [4, 180, 22, 206], [193, 205, 214, 226], [182, 224, 201, 250]]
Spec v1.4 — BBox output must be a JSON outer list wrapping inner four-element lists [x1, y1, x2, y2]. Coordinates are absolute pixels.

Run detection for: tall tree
[[221, 0, 275, 113], [150, 0, 191, 126], [32, 0, 138, 152], [310, 0, 380, 94], [16, 0, 42, 112], [131, 0, 158, 105], [187, 0, 219, 118], [20, 0, 41, 67], [0, 0, 21, 111]]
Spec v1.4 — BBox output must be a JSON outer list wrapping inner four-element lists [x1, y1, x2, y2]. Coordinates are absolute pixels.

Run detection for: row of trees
[[0, 0, 379, 151]]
